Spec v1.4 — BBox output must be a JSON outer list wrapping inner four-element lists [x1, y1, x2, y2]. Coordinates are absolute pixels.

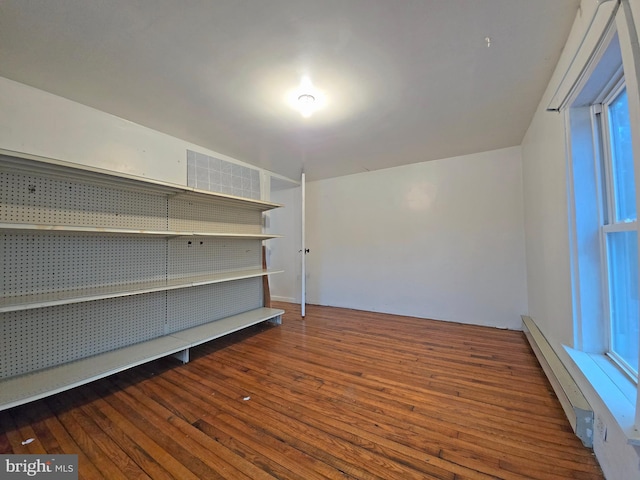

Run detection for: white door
[[301, 172, 307, 317]]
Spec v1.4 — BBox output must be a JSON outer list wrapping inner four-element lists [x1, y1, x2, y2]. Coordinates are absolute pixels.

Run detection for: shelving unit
[[0, 149, 284, 411]]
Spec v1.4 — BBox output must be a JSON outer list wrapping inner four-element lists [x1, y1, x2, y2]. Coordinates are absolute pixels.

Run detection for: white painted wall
[[0, 76, 260, 184], [521, 109, 574, 346], [303, 146, 528, 329]]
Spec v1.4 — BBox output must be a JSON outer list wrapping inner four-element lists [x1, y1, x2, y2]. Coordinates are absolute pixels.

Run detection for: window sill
[[564, 346, 640, 445]]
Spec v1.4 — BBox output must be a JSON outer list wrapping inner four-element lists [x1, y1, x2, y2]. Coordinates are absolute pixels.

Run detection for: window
[[597, 83, 639, 378], [560, 1, 640, 444], [568, 30, 639, 384]]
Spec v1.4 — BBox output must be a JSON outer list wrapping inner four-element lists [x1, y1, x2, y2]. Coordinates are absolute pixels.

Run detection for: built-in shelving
[[0, 149, 285, 411], [0, 307, 283, 411]]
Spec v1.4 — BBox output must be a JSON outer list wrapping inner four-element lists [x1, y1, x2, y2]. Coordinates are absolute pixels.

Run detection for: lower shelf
[[0, 307, 284, 411]]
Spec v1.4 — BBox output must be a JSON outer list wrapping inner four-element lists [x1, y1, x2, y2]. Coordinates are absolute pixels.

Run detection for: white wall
[[303, 146, 528, 329], [0, 76, 259, 184], [521, 109, 574, 346]]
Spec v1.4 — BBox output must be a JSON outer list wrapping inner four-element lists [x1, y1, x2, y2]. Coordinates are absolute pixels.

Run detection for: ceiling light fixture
[[287, 76, 326, 118], [298, 93, 315, 104], [297, 93, 316, 118]]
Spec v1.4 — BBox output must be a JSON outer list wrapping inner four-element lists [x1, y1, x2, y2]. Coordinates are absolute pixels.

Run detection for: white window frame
[[592, 78, 640, 380], [559, 0, 640, 440]]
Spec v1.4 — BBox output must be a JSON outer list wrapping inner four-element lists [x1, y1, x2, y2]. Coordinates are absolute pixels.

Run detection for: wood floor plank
[[44, 394, 132, 480], [134, 364, 345, 480], [151, 368, 392, 480], [192, 417, 320, 480], [92, 377, 231, 480], [285, 330, 555, 395], [189, 350, 561, 480], [211, 345, 596, 468], [0, 430, 11, 454], [75, 388, 192, 480], [223, 338, 576, 442], [0, 302, 604, 479], [18, 407, 61, 454], [0, 408, 35, 455], [102, 373, 269, 480], [180, 354, 519, 480], [39, 411, 105, 480], [2, 399, 104, 480]]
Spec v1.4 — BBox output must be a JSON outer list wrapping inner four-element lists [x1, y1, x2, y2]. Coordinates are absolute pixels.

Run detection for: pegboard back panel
[[0, 293, 166, 378], [1, 171, 167, 229], [167, 237, 262, 279], [168, 197, 262, 234], [166, 278, 262, 333], [2, 233, 166, 297]]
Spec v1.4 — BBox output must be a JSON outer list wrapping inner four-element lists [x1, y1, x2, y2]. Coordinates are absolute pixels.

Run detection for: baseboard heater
[[521, 315, 594, 447]]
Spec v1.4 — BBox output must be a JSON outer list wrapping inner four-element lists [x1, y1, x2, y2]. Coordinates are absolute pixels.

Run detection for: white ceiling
[[0, 0, 579, 181]]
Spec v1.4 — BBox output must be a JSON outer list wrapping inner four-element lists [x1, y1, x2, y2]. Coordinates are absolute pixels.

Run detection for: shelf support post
[[172, 348, 190, 364]]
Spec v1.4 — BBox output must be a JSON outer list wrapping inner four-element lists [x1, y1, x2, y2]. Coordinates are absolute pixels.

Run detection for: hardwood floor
[[0, 302, 603, 479]]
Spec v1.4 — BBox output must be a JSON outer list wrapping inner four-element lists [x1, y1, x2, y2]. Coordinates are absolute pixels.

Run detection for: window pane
[[607, 230, 639, 375], [608, 88, 637, 222]]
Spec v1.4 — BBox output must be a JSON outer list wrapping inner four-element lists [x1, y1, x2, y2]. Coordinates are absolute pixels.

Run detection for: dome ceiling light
[[288, 76, 325, 118], [297, 93, 316, 118]]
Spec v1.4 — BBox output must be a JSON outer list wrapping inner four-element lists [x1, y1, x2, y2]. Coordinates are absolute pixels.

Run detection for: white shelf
[[171, 307, 283, 346], [0, 148, 282, 212], [0, 308, 284, 411], [0, 222, 282, 239], [0, 269, 284, 312]]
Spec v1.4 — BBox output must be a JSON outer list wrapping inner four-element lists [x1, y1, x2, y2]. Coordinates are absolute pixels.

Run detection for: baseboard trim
[[271, 296, 297, 304]]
